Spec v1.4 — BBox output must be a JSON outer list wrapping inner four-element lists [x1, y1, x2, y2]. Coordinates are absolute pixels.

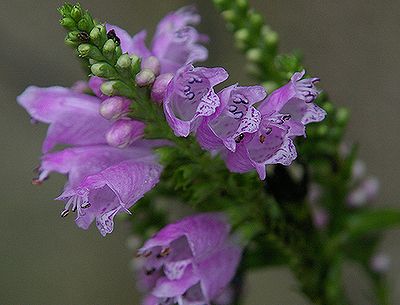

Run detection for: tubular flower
[[196, 85, 265, 152], [258, 70, 326, 137], [106, 6, 208, 74], [37, 144, 162, 236], [136, 213, 242, 305], [18, 82, 165, 236], [163, 65, 229, 137]]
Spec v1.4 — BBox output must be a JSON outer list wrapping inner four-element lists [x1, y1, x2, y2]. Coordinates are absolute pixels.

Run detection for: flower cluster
[[17, 85, 163, 236], [135, 213, 242, 305], [166, 69, 326, 179], [18, 5, 329, 304]]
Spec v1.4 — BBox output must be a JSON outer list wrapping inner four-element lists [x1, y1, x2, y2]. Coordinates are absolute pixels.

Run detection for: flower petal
[[152, 265, 199, 298], [195, 241, 242, 301], [140, 213, 230, 259], [17, 86, 111, 152]]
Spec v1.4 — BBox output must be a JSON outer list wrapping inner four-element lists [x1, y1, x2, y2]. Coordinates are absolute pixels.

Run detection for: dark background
[[1, 0, 399, 304]]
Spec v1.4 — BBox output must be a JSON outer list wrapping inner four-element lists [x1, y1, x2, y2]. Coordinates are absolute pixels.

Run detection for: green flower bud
[[316, 124, 328, 137], [234, 28, 250, 43], [221, 10, 236, 23], [70, 5, 82, 22], [60, 17, 76, 30], [322, 101, 334, 114], [262, 26, 279, 46], [103, 39, 116, 61], [246, 48, 263, 62], [64, 38, 78, 47], [130, 55, 141, 74], [78, 44, 104, 61], [58, 4, 73, 18], [336, 107, 349, 126], [77, 19, 89, 32], [91, 62, 118, 79], [249, 13, 263, 29], [101, 81, 134, 97], [91, 25, 107, 47], [236, 0, 248, 11], [116, 54, 131, 69], [67, 31, 80, 42], [90, 27, 101, 45]]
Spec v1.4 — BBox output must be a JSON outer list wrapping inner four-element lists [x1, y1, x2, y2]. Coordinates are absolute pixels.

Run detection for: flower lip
[[201, 84, 266, 152], [164, 65, 229, 137]]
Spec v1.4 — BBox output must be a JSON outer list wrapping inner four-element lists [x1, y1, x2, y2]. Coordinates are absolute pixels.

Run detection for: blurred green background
[[1, 0, 399, 304]]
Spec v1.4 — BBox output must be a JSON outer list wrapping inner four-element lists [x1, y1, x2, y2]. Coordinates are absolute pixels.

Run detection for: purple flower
[[258, 70, 326, 137], [136, 213, 242, 305], [37, 144, 162, 236], [163, 65, 229, 137], [221, 71, 326, 179], [17, 86, 112, 153], [347, 175, 379, 207], [224, 114, 297, 180], [197, 85, 265, 152], [107, 6, 208, 74]]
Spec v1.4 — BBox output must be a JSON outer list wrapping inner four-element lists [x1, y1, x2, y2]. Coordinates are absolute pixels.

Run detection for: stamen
[[265, 127, 272, 135], [143, 250, 152, 257], [185, 91, 195, 100], [31, 178, 43, 186], [234, 133, 244, 143], [259, 134, 266, 143], [282, 114, 291, 121], [81, 202, 91, 209], [60, 209, 69, 218], [157, 247, 171, 258]]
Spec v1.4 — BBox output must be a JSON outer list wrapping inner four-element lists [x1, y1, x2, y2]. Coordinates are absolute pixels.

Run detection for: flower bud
[[99, 97, 132, 120], [70, 5, 82, 21], [141, 56, 160, 76], [135, 69, 155, 87], [246, 48, 263, 62], [91, 62, 118, 79], [78, 44, 103, 61], [262, 26, 278, 46], [101, 81, 134, 97], [77, 19, 90, 32], [116, 54, 131, 69], [60, 17, 76, 30], [130, 55, 141, 74], [151, 73, 173, 103], [106, 119, 146, 148], [90, 27, 101, 45], [103, 39, 116, 60]]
